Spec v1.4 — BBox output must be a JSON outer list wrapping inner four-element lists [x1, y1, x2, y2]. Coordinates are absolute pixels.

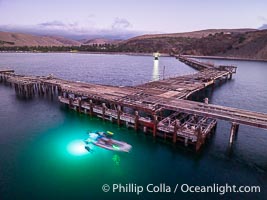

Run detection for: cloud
[[88, 14, 95, 18], [37, 20, 79, 30], [0, 18, 145, 40], [112, 18, 132, 30], [257, 16, 267, 30], [259, 24, 267, 30], [257, 16, 267, 22], [38, 20, 66, 27]]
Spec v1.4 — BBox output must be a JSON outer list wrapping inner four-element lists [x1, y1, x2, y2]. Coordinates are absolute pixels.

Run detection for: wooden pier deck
[[1, 56, 266, 151], [0, 69, 14, 73], [177, 55, 237, 73]]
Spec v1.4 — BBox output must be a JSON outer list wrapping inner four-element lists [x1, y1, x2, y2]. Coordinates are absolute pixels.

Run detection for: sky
[[0, 0, 266, 39]]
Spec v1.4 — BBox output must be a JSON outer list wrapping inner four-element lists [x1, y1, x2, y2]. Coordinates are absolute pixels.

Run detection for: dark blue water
[[0, 53, 266, 200]]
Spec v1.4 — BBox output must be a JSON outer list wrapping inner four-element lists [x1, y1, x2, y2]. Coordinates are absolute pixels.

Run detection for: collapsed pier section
[[58, 92, 217, 151]]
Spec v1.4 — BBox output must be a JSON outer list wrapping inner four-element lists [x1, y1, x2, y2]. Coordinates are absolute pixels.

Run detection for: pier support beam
[[153, 115, 158, 137], [134, 111, 139, 131], [184, 137, 188, 147], [235, 124, 239, 138], [89, 100, 93, 116], [195, 127, 203, 152], [78, 97, 82, 113], [117, 105, 121, 126], [173, 121, 177, 144], [69, 97, 73, 109], [102, 103, 106, 120], [59, 87, 62, 96], [229, 122, 239, 145]]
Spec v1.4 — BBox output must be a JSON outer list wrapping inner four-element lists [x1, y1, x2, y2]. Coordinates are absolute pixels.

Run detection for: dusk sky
[[0, 0, 266, 38]]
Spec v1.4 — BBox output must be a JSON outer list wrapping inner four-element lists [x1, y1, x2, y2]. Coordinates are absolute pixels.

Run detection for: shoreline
[[184, 55, 267, 62], [0, 51, 171, 57], [1, 51, 267, 61]]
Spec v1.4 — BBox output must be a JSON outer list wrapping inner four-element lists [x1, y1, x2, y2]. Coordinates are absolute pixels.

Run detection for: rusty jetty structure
[[1, 55, 267, 151]]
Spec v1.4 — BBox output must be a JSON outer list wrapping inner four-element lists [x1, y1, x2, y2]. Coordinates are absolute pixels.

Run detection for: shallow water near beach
[[0, 53, 267, 199]]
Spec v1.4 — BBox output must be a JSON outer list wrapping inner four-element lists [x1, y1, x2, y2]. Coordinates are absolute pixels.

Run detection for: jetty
[[1, 56, 267, 151], [0, 69, 14, 73]]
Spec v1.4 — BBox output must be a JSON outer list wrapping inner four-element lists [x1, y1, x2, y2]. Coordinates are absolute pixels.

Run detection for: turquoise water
[[0, 53, 267, 199]]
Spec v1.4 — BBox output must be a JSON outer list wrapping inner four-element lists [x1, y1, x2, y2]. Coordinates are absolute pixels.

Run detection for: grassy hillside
[[0, 31, 81, 46], [117, 29, 267, 60], [126, 29, 255, 40]]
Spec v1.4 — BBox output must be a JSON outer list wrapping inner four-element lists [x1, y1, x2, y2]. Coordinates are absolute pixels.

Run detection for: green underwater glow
[[67, 140, 88, 156]]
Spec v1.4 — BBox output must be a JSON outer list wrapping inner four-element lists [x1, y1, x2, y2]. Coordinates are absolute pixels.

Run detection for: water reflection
[[152, 59, 160, 81], [112, 154, 121, 166]]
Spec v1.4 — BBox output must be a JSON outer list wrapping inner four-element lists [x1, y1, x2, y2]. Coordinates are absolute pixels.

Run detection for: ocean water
[[0, 53, 266, 200]]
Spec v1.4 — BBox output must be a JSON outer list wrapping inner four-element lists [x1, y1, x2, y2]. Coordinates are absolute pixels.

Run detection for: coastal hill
[[126, 29, 255, 40], [1, 29, 267, 60], [0, 31, 121, 47], [119, 29, 267, 60], [0, 31, 81, 46], [82, 38, 122, 45], [217, 30, 267, 59]]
